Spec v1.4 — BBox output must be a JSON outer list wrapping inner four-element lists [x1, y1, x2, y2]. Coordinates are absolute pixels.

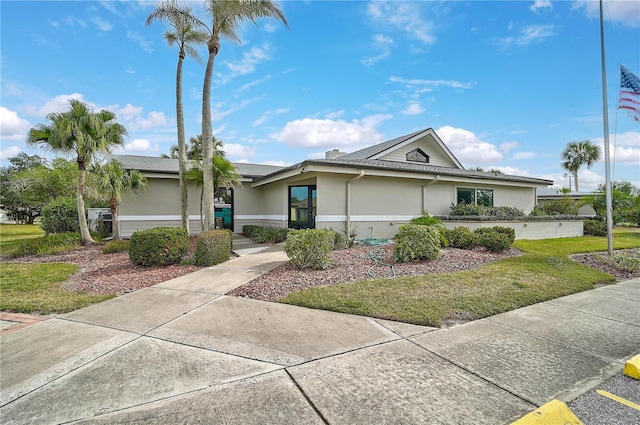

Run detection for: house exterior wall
[[442, 220, 584, 240]]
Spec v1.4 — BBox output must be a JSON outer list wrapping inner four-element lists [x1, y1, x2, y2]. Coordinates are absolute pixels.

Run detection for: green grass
[[0, 224, 44, 256], [279, 228, 640, 327], [0, 263, 115, 314]]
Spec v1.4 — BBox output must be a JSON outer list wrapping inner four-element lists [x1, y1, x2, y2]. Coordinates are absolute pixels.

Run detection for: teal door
[[289, 185, 316, 229]]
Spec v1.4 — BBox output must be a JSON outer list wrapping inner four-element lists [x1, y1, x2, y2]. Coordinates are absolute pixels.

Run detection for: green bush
[[446, 226, 476, 249], [489, 206, 525, 219], [40, 197, 79, 234], [538, 198, 579, 215], [449, 203, 524, 219], [473, 227, 514, 252], [242, 225, 260, 238], [13, 232, 81, 257], [331, 230, 347, 250], [194, 230, 232, 266], [410, 212, 442, 226], [584, 219, 606, 236], [393, 223, 441, 262], [128, 227, 189, 267], [251, 226, 289, 244], [102, 239, 129, 254], [285, 229, 335, 269]]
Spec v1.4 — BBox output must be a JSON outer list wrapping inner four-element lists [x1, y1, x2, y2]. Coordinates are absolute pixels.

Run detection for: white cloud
[[402, 102, 425, 115], [512, 151, 537, 160], [64, 16, 86, 28], [487, 166, 531, 176], [500, 141, 518, 153], [223, 143, 257, 159], [221, 44, 273, 83], [496, 24, 555, 49], [114, 138, 158, 154], [0, 146, 22, 161], [272, 117, 385, 148], [325, 110, 345, 120], [211, 97, 261, 121], [361, 33, 394, 66], [360, 113, 393, 128], [367, 1, 437, 45], [593, 131, 640, 165], [530, 0, 552, 12], [252, 108, 289, 127], [236, 75, 272, 93], [0, 107, 31, 141], [112, 104, 170, 131], [436, 126, 503, 163], [92, 17, 112, 31], [26, 93, 85, 117], [573, 0, 640, 27], [127, 31, 153, 53], [389, 76, 474, 91]]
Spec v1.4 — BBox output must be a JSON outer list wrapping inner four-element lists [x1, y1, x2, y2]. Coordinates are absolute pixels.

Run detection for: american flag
[[619, 65, 640, 122]]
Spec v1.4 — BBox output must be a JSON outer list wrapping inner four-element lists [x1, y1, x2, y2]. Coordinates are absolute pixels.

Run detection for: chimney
[[325, 149, 346, 159]]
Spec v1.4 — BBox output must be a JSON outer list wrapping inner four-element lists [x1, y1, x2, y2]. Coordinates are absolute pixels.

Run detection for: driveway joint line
[[284, 368, 331, 425]]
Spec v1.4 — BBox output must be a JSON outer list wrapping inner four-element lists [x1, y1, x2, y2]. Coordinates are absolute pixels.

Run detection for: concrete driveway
[[1, 244, 639, 424]]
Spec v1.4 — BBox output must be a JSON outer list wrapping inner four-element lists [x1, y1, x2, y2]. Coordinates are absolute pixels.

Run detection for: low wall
[[441, 220, 584, 240]]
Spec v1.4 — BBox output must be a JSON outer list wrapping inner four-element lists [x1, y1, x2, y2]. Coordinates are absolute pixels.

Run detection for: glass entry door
[[289, 185, 317, 229]]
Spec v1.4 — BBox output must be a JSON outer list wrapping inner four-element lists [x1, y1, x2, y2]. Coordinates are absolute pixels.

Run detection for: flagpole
[[599, 0, 614, 256]]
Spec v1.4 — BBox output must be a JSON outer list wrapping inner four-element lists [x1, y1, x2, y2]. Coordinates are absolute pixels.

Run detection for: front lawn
[[278, 229, 640, 327], [0, 223, 44, 256], [1, 263, 115, 314]]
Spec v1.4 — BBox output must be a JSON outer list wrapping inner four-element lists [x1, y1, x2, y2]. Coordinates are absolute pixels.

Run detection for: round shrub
[[40, 197, 79, 234], [393, 223, 441, 262], [285, 229, 335, 270], [446, 226, 476, 249], [128, 227, 189, 267], [473, 227, 514, 252], [584, 219, 606, 236], [194, 230, 232, 266]]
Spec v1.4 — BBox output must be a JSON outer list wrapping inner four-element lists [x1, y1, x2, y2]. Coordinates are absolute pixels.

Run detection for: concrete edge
[[623, 353, 640, 379], [511, 400, 583, 425]]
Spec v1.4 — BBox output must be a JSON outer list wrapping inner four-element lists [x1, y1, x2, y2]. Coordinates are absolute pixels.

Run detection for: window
[[456, 188, 494, 207], [406, 148, 429, 163]]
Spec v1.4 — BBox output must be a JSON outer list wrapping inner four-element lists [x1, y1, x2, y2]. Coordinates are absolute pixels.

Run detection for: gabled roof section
[[339, 128, 464, 169], [110, 155, 286, 179]]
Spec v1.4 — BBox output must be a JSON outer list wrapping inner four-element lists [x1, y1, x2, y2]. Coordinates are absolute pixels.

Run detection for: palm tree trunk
[[201, 36, 219, 231], [109, 197, 119, 241], [176, 54, 190, 234], [200, 188, 204, 231], [575, 174, 580, 192], [76, 166, 95, 245]]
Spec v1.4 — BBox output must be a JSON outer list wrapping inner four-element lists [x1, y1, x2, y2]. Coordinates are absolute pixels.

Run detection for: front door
[[289, 185, 316, 229]]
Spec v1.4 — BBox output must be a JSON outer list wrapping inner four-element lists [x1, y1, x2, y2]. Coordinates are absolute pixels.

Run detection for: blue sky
[[1, 0, 638, 191]]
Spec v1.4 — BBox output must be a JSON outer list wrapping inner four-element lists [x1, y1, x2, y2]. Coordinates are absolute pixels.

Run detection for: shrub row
[[449, 203, 524, 219], [12, 232, 82, 257], [445, 226, 515, 252], [583, 219, 606, 236], [242, 225, 288, 244]]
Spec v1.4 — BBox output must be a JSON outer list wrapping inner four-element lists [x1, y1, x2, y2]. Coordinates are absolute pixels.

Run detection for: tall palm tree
[[27, 100, 127, 245], [92, 160, 147, 241], [198, 0, 289, 231], [147, 0, 208, 234], [186, 154, 242, 230], [561, 140, 601, 192]]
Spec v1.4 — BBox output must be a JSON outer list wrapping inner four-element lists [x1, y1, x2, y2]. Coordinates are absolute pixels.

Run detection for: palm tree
[[27, 100, 127, 245], [561, 140, 601, 192], [160, 134, 224, 160], [186, 154, 242, 230], [197, 0, 289, 231], [147, 1, 208, 234], [92, 160, 147, 241]]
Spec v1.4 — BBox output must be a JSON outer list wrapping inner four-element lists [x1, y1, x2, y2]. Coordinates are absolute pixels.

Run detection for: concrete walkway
[[1, 243, 639, 424]]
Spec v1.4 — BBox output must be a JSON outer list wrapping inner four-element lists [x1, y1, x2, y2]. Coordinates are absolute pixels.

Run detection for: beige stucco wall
[[442, 220, 584, 240]]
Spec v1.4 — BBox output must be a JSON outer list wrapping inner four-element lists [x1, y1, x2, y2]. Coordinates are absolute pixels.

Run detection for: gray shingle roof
[[110, 155, 285, 179], [257, 157, 552, 186], [339, 128, 429, 159]]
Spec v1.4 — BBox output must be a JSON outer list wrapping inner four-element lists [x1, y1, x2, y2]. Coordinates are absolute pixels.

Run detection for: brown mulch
[[5, 241, 638, 299], [571, 248, 640, 281]]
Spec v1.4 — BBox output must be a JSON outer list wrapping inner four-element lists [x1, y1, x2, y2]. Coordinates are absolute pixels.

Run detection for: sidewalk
[[1, 242, 638, 424]]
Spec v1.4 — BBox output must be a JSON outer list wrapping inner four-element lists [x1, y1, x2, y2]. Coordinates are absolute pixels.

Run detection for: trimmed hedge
[[584, 219, 606, 236], [285, 229, 335, 270], [393, 223, 441, 262], [194, 230, 232, 266], [128, 227, 189, 267]]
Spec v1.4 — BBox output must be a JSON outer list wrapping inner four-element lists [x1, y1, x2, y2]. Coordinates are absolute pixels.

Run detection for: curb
[[511, 400, 583, 425], [624, 354, 640, 380]]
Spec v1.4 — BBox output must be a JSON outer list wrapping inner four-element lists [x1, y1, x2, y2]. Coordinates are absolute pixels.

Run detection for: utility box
[[87, 208, 111, 232]]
